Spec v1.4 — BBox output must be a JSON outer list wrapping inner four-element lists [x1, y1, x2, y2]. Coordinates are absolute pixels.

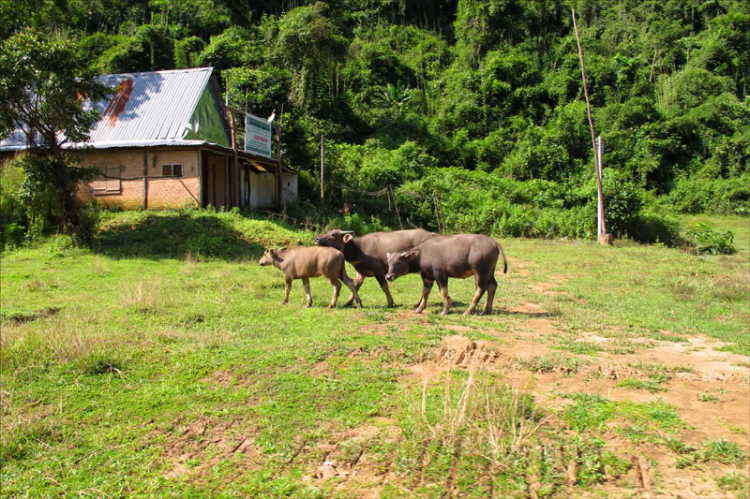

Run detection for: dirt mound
[[434, 335, 501, 368]]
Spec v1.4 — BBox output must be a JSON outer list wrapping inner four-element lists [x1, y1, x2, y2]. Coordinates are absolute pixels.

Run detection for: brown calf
[[258, 246, 363, 308]]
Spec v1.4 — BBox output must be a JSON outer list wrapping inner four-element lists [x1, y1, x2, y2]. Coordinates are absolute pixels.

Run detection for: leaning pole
[[572, 9, 613, 246]]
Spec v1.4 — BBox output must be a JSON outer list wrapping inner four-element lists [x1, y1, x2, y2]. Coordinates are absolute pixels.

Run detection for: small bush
[[686, 223, 736, 255], [0, 158, 30, 249], [2, 223, 25, 249]]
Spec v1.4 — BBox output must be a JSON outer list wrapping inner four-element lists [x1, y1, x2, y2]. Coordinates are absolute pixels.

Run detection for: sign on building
[[244, 113, 272, 158]]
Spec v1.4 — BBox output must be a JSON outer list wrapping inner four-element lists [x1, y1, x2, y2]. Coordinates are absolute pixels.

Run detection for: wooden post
[[320, 134, 325, 203], [226, 108, 240, 208], [275, 103, 284, 211], [390, 186, 404, 229], [142, 150, 148, 209], [225, 154, 230, 209], [197, 149, 203, 208], [572, 9, 611, 245]]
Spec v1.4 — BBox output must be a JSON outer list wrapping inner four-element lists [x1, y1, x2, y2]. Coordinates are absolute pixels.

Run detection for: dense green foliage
[[0, 28, 110, 245], [2, 0, 748, 243]]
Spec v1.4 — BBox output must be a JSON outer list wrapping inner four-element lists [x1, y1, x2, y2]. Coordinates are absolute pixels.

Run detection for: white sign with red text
[[244, 113, 272, 158]]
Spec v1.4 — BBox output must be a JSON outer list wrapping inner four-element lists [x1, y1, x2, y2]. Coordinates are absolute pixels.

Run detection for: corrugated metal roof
[[1, 67, 218, 151]]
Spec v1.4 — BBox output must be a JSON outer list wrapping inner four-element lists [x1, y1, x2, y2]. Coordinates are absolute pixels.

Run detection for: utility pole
[[597, 135, 604, 239], [572, 8, 612, 246], [320, 134, 325, 203]]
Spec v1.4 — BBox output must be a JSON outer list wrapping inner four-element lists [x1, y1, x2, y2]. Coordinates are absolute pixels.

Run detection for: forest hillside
[[2, 0, 748, 242]]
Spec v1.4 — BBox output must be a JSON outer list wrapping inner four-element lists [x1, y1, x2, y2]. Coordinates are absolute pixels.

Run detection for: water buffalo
[[385, 234, 507, 316], [314, 229, 434, 307], [258, 246, 362, 308]]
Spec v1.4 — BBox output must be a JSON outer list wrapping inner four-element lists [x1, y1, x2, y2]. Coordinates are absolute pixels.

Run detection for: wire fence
[[99, 172, 447, 234]]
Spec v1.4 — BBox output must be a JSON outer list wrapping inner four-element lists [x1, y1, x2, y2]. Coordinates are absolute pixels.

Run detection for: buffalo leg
[[415, 277, 434, 314], [465, 274, 487, 315], [344, 272, 365, 307], [328, 279, 342, 308], [436, 275, 452, 316], [375, 274, 396, 308], [339, 272, 362, 308], [482, 276, 498, 316], [302, 278, 313, 307], [283, 277, 293, 305]]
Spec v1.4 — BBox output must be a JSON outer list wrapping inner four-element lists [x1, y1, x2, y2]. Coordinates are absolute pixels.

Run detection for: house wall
[[75, 148, 200, 209], [2, 147, 296, 211], [250, 172, 276, 208], [282, 172, 298, 205]]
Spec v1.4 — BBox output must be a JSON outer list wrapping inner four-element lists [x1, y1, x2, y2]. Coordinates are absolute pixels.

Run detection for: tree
[[0, 28, 110, 243]]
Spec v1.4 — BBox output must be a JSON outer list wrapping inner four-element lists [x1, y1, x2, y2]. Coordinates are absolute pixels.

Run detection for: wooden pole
[[390, 186, 404, 230], [142, 150, 148, 209], [320, 134, 325, 203], [572, 9, 611, 244], [275, 103, 284, 211], [226, 108, 239, 208]]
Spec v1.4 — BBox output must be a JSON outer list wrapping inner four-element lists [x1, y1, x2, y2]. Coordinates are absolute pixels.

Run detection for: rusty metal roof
[[1, 67, 223, 151]]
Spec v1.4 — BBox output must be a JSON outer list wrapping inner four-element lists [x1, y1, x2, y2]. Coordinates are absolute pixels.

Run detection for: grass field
[[2, 210, 748, 497]]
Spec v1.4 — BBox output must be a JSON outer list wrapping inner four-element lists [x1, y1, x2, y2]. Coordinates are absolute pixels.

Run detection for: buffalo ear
[[343, 233, 354, 243], [403, 250, 420, 260], [268, 248, 276, 256], [278, 247, 287, 251]]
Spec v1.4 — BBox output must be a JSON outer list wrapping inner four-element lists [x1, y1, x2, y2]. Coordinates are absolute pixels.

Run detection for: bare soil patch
[[508, 302, 549, 315], [302, 418, 402, 496], [201, 370, 235, 389], [433, 335, 501, 368], [521, 317, 561, 335], [162, 416, 260, 480], [530, 282, 574, 297], [402, 311, 750, 490]]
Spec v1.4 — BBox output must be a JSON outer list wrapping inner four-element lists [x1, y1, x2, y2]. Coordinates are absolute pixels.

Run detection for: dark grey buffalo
[[314, 229, 434, 307], [385, 234, 507, 316]]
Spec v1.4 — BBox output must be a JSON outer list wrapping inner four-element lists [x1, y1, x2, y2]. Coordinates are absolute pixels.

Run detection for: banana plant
[[382, 80, 411, 108]]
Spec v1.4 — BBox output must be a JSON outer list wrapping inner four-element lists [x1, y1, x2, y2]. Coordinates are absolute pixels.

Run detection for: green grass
[[1, 209, 748, 496], [697, 393, 720, 403], [562, 393, 686, 440], [675, 439, 748, 470], [616, 378, 667, 393]]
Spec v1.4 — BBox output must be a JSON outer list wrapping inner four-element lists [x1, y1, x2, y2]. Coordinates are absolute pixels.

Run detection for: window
[[162, 164, 183, 177], [89, 165, 121, 194]]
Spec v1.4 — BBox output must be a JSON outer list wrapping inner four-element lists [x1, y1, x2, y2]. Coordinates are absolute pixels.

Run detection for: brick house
[[0, 67, 297, 210]]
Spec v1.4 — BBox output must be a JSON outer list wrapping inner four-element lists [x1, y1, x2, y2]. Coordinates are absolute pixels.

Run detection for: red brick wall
[[75, 148, 201, 209]]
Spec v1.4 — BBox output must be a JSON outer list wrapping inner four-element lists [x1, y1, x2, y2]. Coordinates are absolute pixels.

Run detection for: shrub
[[686, 223, 736, 255], [0, 157, 29, 249], [397, 168, 680, 245], [669, 174, 750, 215]]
